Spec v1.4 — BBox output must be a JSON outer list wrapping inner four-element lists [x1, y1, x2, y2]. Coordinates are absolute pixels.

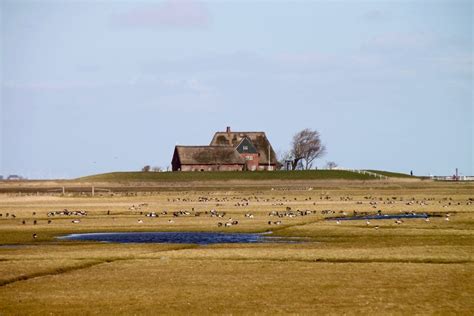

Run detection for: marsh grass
[[0, 180, 473, 314], [0, 258, 472, 315]]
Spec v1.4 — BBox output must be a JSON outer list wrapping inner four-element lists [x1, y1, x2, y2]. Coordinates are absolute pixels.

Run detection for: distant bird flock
[[1, 194, 470, 243]]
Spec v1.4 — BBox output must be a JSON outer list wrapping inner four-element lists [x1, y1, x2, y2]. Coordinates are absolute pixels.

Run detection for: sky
[[0, 0, 472, 179]]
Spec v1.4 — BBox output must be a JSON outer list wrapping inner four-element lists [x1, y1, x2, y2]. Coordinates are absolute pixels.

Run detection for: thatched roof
[[174, 146, 245, 165], [210, 131, 278, 165]]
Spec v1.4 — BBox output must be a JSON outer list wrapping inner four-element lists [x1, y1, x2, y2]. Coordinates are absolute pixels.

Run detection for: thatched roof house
[[171, 127, 278, 171], [210, 130, 278, 166]]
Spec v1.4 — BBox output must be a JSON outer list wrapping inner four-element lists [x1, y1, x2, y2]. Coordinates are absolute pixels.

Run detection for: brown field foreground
[[0, 179, 473, 314]]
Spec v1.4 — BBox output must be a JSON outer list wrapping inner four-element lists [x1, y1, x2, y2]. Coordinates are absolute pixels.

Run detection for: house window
[[243, 145, 248, 151], [246, 156, 253, 161]]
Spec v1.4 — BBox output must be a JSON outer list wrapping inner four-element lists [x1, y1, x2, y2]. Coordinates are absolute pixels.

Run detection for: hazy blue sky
[[1, 0, 472, 179]]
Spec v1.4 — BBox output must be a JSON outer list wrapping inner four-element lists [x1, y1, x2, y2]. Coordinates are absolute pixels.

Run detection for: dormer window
[[243, 146, 248, 150]]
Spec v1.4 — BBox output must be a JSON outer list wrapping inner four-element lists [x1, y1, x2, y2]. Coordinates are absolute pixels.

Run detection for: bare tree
[[141, 165, 151, 172], [290, 129, 326, 170], [326, 161, 338, 170]]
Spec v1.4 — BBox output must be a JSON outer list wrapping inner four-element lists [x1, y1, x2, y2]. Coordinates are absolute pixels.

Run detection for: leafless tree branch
[[290, 128, 326, 170]]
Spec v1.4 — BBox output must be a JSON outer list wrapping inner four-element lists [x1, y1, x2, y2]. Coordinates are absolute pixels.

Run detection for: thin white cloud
[[2, 80, 109, 92], [361, 9, 391, 22], [111, 0, 211, 29], [362, 32, 435, 53]]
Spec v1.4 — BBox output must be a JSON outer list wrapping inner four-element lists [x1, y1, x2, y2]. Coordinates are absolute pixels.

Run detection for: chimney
[[226, 126, 231, 133]]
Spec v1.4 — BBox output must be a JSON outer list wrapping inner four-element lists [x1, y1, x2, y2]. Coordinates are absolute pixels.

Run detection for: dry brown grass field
[[0, 178, 473, 315]]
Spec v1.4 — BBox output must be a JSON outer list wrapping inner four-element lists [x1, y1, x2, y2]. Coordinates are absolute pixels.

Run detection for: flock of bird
[[0, 195, 470, 242]]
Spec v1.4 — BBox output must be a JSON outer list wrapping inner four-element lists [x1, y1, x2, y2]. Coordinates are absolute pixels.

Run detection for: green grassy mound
[[79, 170, 377, 182]]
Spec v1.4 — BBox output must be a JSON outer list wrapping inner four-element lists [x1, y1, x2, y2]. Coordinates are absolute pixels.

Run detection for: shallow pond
[[57, 232, 293, 245]]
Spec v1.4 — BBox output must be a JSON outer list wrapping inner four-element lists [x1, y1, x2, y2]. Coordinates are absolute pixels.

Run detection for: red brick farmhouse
[[171, 127, 278, 171]]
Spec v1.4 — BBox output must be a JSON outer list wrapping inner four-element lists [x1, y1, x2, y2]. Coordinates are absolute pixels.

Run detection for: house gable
[[235, 137, 258, 154]]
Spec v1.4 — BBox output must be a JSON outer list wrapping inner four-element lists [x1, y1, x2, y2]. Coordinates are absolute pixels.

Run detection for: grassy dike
[[79, 169, 377, 182]]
